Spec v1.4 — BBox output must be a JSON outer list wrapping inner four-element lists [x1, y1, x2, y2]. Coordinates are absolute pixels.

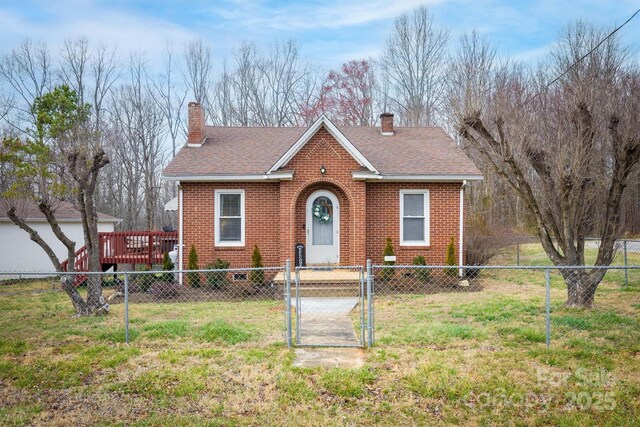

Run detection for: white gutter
[[178, 184, 184, 286], [163, 171, 482, 183], [352, 172, 483, 182], [459, 180, 466, 277], [161, 172, 294, 182]]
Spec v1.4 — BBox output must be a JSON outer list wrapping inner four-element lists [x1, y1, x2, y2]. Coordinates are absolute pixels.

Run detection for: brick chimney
[[187, 102, 205, 146], [380, 112, 394, 135]]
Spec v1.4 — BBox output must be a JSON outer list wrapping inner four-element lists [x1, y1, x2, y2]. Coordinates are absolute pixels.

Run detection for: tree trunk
[[69, 149, 111, 315], [6, 204, 97, 315], [562, 269, 606, 309]]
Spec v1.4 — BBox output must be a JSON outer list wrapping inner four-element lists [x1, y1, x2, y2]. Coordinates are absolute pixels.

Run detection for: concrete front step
[[293, 286, 362, 298], [273, 269, 362, 284]]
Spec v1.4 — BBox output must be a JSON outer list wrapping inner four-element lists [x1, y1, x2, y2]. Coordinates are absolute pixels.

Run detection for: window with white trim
[[400, 190, 430, 246], [215, 190, 245, 246]]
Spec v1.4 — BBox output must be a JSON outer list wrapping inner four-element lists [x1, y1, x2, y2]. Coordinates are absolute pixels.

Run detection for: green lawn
[[0, 275, 638, 426]]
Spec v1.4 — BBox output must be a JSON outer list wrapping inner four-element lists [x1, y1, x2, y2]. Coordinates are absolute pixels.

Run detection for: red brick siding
[[279, 126, 366, 265], [366, 182, 462, 265], [180, 125, 464, 268], [181, 182, 280, 267]]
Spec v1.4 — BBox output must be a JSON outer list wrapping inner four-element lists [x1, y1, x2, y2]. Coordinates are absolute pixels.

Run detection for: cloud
[[210, 0, 441, 31], [0, 1, 198, 63]]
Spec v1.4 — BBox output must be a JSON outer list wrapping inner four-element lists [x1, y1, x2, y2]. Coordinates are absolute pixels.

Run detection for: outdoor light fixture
[[320, 164, 327, 175]]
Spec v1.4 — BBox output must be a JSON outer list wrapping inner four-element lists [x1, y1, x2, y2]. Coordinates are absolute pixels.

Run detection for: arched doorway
[[306, 190, 340, 264]]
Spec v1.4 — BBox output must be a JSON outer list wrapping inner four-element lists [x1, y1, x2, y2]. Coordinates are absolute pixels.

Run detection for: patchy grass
[[0, 278, 638, 425], [319, 367, 376, 398], [197, 320, 256, 345]]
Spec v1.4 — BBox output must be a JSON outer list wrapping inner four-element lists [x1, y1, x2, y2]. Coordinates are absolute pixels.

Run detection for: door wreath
[[312, 198, 332, 223]]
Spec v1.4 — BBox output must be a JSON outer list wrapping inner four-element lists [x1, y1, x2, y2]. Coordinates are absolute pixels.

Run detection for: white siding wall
[[0, 221, 115, 274]]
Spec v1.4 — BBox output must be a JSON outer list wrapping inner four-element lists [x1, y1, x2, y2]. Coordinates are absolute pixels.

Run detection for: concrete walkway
[[292, 296, 365, 368], [295, 297, 361, 347], [293, 347, 365, 368], [293, 297, 359, 314]]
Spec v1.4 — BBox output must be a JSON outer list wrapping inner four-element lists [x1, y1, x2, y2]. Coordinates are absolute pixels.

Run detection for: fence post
[[124, 272, 129, 344], [624, 240, 628, 288], [285, 259, 292, 348], [366, 259, 374, 347], [545, 268, 551, 349], [360, 267, 365, 346], [295, 267, 301, 345]]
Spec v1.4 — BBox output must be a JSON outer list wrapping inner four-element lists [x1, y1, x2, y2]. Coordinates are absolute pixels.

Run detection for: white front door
[[306, 190, 340, 264]]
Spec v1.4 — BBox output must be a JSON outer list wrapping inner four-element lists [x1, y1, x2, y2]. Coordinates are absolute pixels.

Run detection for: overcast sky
[[1, 0, 638, 70]]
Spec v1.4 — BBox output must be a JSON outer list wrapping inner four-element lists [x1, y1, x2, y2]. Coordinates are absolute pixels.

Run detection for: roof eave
[[161, 172, 295, 182], [352, 172, 484, 182]]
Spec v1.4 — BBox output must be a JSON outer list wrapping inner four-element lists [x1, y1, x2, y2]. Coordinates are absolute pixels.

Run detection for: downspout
[[178, 183, 184, 286], [459, 180, 466, 277]]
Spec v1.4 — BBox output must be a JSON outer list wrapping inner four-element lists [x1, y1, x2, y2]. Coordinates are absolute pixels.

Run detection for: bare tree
[[296, 65, 325, 125], [261, 40, 308, 126], [110, 54, 166, 230], [0, 40, 53, 130], [184, 39, 214, 120], [152, 42, 187, 158], [446, 31, 524, 228], [455, 22, 640, 308], [212, 62, 234, 126], [231, 42, 262, 126], [209, 40, 311, 127], [381, 6, 449, 126]]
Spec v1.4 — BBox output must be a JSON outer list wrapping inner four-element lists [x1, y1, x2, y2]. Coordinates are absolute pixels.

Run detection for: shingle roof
[[162, 123, 481, 178], [0, 199, 121, 223]]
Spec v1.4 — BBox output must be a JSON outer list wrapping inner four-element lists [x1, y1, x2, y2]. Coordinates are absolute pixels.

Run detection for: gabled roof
[[0, 199, 121, 223], [162, 117, 482, 181], [267, 115, 378, 174]]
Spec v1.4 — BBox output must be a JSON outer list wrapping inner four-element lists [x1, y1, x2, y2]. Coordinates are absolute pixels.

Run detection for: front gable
[[267, 116, 378, 175], [284, 125, 364, 178]]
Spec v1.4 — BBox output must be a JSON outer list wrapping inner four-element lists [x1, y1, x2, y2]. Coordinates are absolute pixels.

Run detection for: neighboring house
[[162, 103, 482, 269], [0, 199, 121, 274]]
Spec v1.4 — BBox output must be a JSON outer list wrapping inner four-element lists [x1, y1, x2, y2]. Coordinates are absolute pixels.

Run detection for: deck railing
[[60, 245, 89, 272], [60, 231, 178, 274], [99, 231, 178, 266]]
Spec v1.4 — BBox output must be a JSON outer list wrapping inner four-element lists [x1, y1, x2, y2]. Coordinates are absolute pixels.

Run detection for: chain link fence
[[0, 263, 638, 350], [369, 264, 639, 350], [505, 238, 640, 281], [290, 265, 369, 348]]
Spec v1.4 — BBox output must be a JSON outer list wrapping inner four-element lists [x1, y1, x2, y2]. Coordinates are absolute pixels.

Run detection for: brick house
[[162, 102, 482, 269]]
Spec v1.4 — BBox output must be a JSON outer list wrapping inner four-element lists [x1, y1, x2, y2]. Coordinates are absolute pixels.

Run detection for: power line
[[524, 7, 640, 106]]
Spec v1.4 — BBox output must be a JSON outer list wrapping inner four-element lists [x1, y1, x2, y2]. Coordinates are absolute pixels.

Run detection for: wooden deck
[[99, 231, 178, 265], [61, 231, 178, 284]]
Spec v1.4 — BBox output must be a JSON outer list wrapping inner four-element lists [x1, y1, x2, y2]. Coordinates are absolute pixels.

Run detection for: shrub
[[161, 251, 174, 282], [445, 236, 457, 277], [149, 282, 181, 299], [204, 258, 230, 289], [464, 221, 518, 277], [117, 279, 147, 294], [126, 273, 153, 293], [187, 245, 201, 288], [412, 255, 430, 283], [380, 237, 396, 282], [250, 245, 265, 286]]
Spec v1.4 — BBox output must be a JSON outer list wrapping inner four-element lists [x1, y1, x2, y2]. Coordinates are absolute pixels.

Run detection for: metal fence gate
[[285, 263, 372, 348]]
